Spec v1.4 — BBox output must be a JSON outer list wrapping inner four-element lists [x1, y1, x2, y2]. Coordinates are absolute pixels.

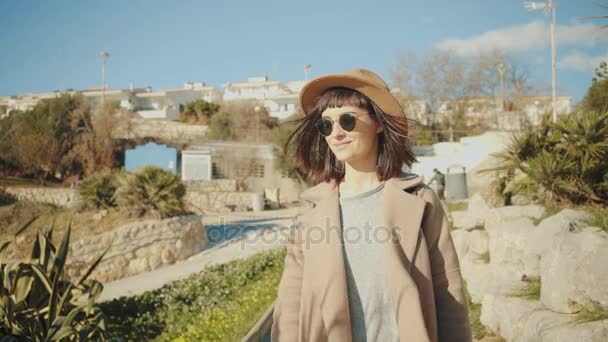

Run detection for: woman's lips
[[334, 141, 352, 148]]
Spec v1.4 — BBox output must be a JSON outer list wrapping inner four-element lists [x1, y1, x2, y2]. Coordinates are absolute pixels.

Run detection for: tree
[[219, 100, 279, 142], [207, 111, 233, 140], [63, 101, 122, 177], [389, 48, 535, 140], [0, 93, 122, 182], [270, 111, 309, 187], [14, 133, 60, 182], [578, 61, 608, 113], [180, 99, 220, 124], [583, 2, 608, 29]]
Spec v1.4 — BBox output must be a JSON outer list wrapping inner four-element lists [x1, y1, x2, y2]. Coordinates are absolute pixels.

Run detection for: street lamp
[[99, 51, 110, 104], [496, 63, 507, 129], [304, 64, 312, 81], [524, 1, 557, 123], [254, 105, 262, 143]]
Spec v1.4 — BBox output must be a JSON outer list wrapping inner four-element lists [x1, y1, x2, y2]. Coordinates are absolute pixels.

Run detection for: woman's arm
[[271, 214, 305, 341], [419, 186, 472, 342]]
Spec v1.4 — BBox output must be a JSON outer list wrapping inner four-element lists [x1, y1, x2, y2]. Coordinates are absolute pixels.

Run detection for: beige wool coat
[[271, 173, 472, 342]]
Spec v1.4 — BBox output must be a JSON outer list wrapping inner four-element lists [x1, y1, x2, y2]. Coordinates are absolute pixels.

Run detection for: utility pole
[[525, 1, 557, 122], [304, 64, 312, 81], [550, 1, 557, 123], [496, 63, 506, 129], [254, 105, 261, 143], [100, 51, 110, 104]]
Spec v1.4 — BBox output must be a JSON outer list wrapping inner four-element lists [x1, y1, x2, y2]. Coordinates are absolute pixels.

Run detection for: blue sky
[[1, 0, 606, 103]]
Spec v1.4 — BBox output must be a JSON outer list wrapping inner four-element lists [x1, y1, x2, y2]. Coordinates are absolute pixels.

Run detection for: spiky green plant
[[115, 166, 186, 219], [77, 168, 124, 210], [554, 110, 608, 202], [484, 111, 608, 205], [0, 217, 111, 340]]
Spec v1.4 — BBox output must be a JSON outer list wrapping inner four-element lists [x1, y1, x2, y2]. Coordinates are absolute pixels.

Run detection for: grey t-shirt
[[339, 181, 400, 342]]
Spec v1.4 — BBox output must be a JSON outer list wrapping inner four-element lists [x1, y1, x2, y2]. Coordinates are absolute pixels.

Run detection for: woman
[[271, 68, 471, 342]]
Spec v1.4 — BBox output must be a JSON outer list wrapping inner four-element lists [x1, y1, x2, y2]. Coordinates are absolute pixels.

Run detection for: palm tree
[[583, 3, 608, 30]]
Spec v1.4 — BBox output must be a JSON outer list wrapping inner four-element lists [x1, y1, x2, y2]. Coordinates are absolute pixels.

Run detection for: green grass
[[447, 201, 468, 213], [507, 277, 541, 301], [530, 201, 608, 231], [0, 176, 69, 188], [464, 281, 484, 339], [463, 279, 505, 340], [473, 251, 490, 264], [531, 204, 562, 225], [572, 303, 608, 324], [586, 205, 608, 231]]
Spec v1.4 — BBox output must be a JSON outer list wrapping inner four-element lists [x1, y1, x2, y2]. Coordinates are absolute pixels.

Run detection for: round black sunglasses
[[315, 112, 368, 137]]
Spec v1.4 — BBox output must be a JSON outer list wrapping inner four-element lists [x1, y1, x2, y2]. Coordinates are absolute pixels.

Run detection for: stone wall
[[111, 118, 209, 144], [65, 214, 207, 283], [450, 193, 608, 341], [184, 191, 258, 213], [4, 186, 78, 208], [183, 179, 237, 192]]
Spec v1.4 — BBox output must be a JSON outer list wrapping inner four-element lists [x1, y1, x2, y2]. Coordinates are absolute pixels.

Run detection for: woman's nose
[[330, 121, 347, 138]]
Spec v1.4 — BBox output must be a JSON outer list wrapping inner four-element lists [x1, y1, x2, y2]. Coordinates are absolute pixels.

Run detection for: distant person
[[271, 68, 471, 341], [429, 168, 446, 200]]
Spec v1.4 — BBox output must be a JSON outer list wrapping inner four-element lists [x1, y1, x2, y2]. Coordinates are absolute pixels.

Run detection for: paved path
[[98, 208, 298, 302]]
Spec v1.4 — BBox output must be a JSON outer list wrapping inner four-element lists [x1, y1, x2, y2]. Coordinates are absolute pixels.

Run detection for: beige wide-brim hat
[[299, 68, 406, 119]]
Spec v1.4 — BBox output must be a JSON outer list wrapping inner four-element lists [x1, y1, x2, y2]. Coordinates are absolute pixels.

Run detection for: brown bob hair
[[284, 87, 417, 185]]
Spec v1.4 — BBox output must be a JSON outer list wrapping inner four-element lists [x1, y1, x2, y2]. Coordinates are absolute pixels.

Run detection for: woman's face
[[320, 105, 382, 164]]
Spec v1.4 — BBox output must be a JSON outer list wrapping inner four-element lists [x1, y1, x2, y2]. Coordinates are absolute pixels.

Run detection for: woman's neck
[[339, 162, 381, 195]]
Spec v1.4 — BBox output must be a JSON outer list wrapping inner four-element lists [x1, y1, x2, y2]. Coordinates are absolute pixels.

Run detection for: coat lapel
[[300, 178, 352, 341], [299, 174, 428, 341]]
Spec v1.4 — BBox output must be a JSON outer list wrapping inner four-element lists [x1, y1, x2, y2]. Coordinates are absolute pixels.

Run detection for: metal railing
[[241, 300, 275, 342]]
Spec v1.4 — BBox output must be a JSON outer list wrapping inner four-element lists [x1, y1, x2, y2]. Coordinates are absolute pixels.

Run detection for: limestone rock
[[540, 226, 608, 313]]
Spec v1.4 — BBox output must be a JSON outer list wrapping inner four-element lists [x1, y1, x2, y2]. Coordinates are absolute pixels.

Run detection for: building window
[[212, 161, 225, 179], [235, 160, 265, 178]]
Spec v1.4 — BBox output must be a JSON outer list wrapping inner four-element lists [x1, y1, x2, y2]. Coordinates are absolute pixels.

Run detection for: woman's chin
[[333, 152, 356, 163]]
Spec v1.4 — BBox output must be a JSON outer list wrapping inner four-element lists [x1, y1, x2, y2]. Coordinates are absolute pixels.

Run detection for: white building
[[0, 97, 9, 119], [180, 141, 300, 202], [82, 87, 142, 110], [133, 83, 221, 120], [3, 92, 62, 114], [2, 82, 222, 121], [518, 95, 572, 126], [222, 75, 304, 120], [438, 95, 573, 129]]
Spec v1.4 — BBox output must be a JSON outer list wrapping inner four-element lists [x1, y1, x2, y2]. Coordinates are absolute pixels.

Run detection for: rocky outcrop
[[451, 195, 607, 341], [481, 294, 608, 342], [66, 214, 207, 283], [541, 226, 608, 313]]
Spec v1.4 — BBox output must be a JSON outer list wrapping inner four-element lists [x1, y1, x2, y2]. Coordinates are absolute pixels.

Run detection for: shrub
[[0, 218, 110, 340], [0, 187, 17, 206], [77, 168, 124, 210], [489, 111, 608, 205], [101, 248, 285, 341], [207, 111, 233, 140], [114, 166, 186, 219]]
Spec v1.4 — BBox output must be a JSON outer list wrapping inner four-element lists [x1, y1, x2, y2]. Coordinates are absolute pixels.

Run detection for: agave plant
[[115, 165, 186, 219], [0, 217, 111, 340]]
